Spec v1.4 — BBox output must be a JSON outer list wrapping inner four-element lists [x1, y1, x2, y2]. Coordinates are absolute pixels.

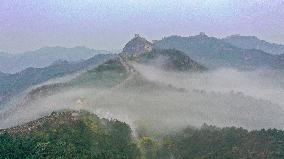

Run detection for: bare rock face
[[121, 34, 153, 56]]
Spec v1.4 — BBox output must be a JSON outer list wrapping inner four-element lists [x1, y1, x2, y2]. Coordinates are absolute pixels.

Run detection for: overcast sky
[[0, 0, 283, 53]]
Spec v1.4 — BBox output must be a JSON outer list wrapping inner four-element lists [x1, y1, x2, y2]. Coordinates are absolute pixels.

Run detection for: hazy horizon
[[1, 33, 284, 55], [1, 0, 284, 53]]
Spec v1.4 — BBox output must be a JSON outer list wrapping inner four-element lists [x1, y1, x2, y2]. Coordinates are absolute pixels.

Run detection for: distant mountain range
[[154, 33, 284, 70], [1, 34, 283, 73], [12, 34, 284, 105], [1, 34, 283, 107], [121, 34, 206, 71], [16, 35, 206, 106], [223, 34, 284, 55], [1, 35, 284, 159], [0, 46, 112, 73], [0, 54, 113, 106]]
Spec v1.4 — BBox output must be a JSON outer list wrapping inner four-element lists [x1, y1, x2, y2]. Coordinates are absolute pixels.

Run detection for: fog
[[0, 62, 284, 132], [133, 63, 284, 107]]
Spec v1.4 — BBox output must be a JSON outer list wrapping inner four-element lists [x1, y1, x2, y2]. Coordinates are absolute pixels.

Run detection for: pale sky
[[0, 0, 284, 53]]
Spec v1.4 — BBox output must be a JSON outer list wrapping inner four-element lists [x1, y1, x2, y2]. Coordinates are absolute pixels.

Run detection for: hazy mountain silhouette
[[0, 46, 112, 73], [154, 33, 284, 70], [1, 35, 284, 159], [0, 54, 113, 106], [17, 35, 205, 105], [223, 34, 284, 55]]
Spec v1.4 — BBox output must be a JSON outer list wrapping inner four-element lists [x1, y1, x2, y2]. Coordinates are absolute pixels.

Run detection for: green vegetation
[[0, 54, 112, 105], [69, 59, 128, 88], [1, 111, 284, 159], [138, 137, 159, 159], [152, 124, 284, 159], [133, 49, 207, 71], [0, 110, 139, 159]]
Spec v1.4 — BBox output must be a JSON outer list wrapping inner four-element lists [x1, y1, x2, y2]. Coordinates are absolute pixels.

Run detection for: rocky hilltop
[[121, 34, 153, 56], [120, 34, 205, 71]]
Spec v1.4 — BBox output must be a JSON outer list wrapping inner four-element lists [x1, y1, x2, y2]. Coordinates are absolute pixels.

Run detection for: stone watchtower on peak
[[121, 34, 153, 56]]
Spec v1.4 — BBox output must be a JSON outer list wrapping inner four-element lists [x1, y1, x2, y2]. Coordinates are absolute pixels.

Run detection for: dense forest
[[155, 125, 284, 159], [1, 110, 284, 159], [0, 111, 139, 159]]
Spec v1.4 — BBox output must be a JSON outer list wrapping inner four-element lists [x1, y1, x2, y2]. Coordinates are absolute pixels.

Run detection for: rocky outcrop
[[120, 34, 205, 71], [121, 34, 153, 56]]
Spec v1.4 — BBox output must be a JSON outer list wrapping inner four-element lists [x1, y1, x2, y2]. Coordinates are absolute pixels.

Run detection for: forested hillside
[[0, 110, 140, 159], [1, 110, 284, 159]]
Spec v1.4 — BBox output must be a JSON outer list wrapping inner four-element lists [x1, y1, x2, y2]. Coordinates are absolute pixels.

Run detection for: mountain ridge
[[120, 34, 205, 71], [0, 54, 114, 106], [223, 34, 284, 55], [0, 46, 113, 73], [154, 34, 284, 70], [6, 35, 206, 111]]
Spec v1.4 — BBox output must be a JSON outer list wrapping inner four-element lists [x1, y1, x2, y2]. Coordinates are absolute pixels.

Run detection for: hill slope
[[59, 35, 205, 90], [0, 46, 112, 73], [132, 49, 207, 71], [154, 34, 284, 70], [121, 34, 205, 71], [2, 35, 283, 133], [223, 35, 284, 55], [1, 109, 284, 159], [0, 110, 139, 159], [0, 54, 113, 106], [156, 125, 284, 159]]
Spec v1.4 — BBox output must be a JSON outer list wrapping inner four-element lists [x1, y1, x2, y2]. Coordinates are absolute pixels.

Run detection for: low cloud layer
[[133, 63, 284, 107], [1, 63, 284, 132]]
